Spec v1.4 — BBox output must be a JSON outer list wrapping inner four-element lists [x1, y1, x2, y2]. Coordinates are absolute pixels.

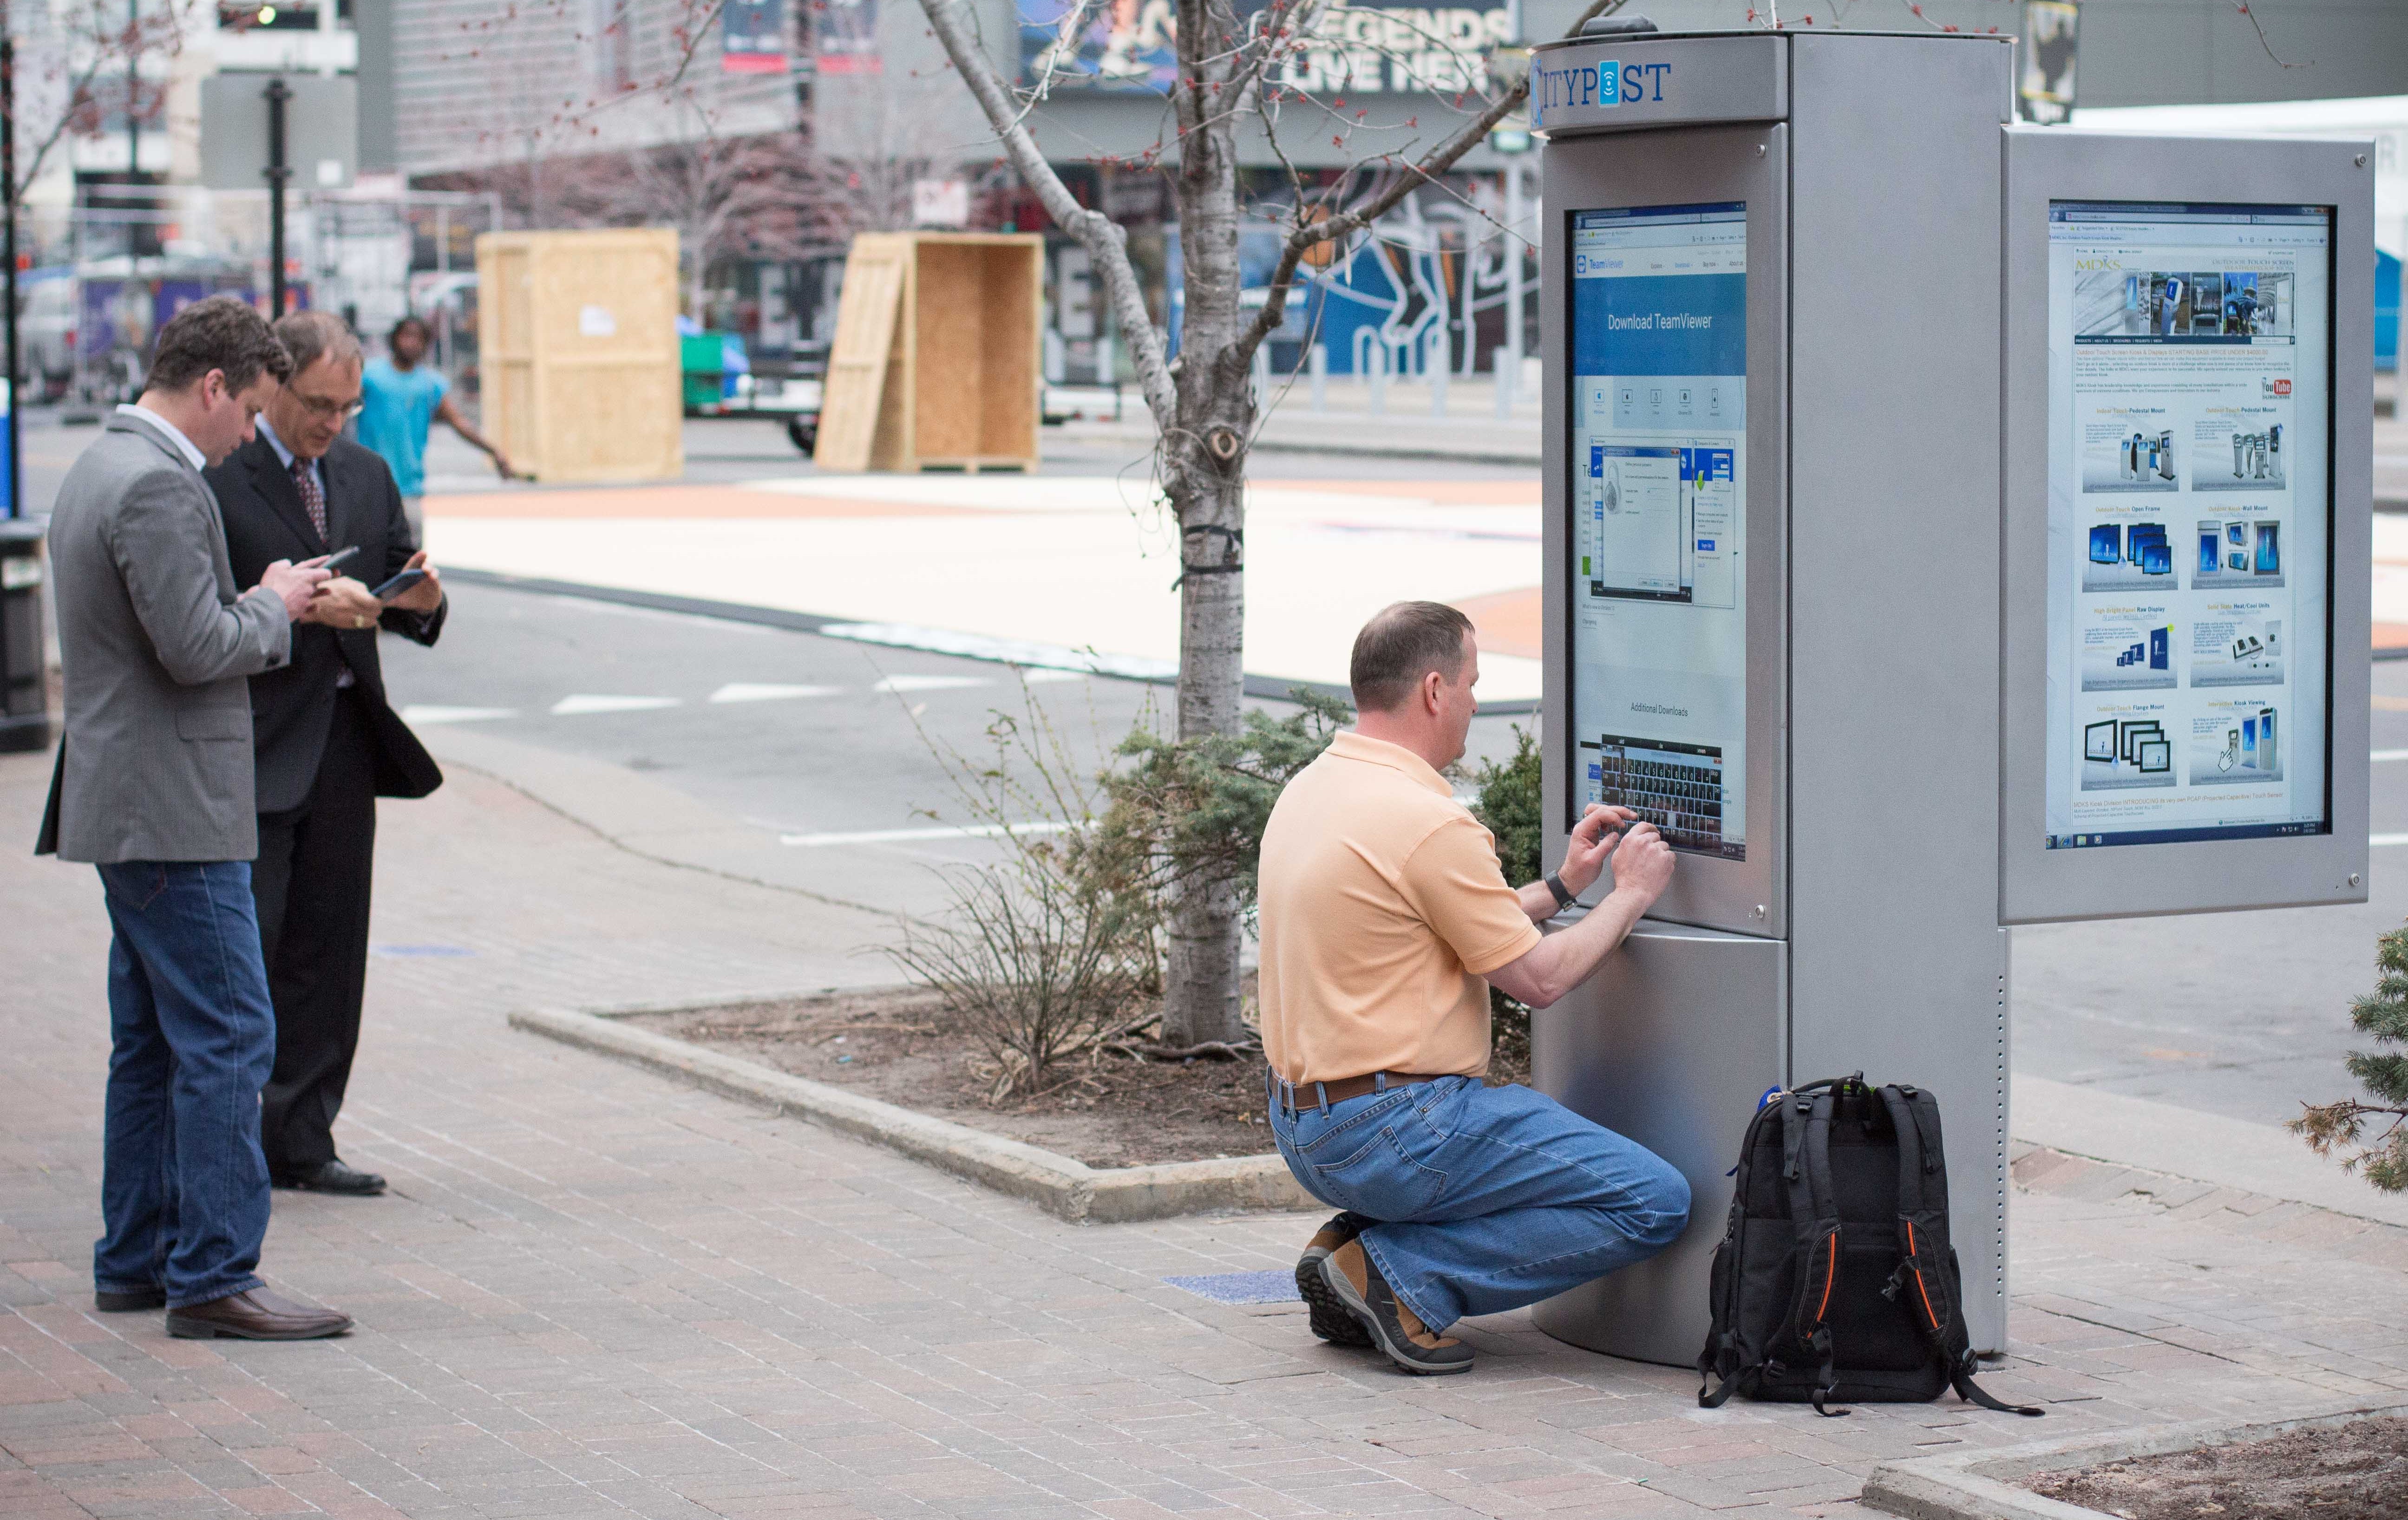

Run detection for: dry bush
[[888, 678, 1160, 1098], [890, 860, 1154, 1102]]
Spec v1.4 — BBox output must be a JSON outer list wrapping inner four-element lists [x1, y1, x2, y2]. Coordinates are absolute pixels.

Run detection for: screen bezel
[[1998, 130, 2370, 923], [1544, 123, 1789, 938]]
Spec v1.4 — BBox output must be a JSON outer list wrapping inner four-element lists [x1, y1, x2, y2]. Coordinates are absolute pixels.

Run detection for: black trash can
[[0, 521, 52, 754]]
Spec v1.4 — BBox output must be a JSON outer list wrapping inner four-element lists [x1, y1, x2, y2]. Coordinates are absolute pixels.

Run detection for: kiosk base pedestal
[[1530, 921, 1783, 1368]]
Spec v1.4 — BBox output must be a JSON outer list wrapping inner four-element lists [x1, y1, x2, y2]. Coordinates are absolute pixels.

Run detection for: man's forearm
[[1491, 886, 1654, 1009], [442, 405, 501, 457]]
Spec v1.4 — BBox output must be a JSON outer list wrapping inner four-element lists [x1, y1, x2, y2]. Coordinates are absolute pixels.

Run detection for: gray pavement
[[7, 738, 2408, 1519]]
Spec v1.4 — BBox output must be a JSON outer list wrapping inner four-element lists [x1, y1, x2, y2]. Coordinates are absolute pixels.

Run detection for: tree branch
[[1239, 0, 1621, 358], [918, 0, 1179, 436], [2232, 2, 2308, 69]]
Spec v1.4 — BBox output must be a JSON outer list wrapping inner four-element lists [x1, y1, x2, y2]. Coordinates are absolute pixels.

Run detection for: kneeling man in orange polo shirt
[[1259, 600, 1691, 1375]]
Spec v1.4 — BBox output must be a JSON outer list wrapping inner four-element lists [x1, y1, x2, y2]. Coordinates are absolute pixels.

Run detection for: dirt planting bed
[[627, 986, 1531, 1169], [2024, 1415, 2408, 1520]]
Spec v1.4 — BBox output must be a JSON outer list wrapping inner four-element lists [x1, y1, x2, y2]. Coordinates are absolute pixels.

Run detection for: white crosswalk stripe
[[550, 694, 682, 716], [873, 675, 988, 693], [399, 705, 517, 725], [709, 683, 843, 704], [779, 821, 1078, 847]]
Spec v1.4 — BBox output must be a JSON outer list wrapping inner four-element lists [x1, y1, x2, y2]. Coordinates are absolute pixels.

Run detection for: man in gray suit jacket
[[37, 295, 352, 1341]]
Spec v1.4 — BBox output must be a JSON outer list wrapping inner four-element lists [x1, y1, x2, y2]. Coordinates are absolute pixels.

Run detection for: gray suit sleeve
[[109, 465, 292, 685]]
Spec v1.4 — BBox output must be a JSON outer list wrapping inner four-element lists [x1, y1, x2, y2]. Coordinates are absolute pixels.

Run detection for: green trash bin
[[681, 332, 726, 411]]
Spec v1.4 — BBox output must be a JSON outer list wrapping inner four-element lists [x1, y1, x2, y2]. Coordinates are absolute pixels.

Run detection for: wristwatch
[[1544, 871, 1576, 912]]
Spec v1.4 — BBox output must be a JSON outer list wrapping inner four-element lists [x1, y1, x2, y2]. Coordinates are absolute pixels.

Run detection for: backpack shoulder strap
[[1780, 1089, 1847, 1416], [1877, 1085, 2045, 1419], [1877, 1084, 1961, 1349]]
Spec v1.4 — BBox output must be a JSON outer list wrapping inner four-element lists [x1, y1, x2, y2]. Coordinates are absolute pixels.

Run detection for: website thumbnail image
[[2082, 514, 2284, 593], [2076, 697, 2285, 793], [2071, 268, 2296, 341]]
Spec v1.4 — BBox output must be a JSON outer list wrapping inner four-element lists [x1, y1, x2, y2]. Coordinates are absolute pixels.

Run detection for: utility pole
[[3, 0, 19, 519], [125, 0, 138, 192], [265, 77, 290, 317], [1504, 160, 1523, 409]]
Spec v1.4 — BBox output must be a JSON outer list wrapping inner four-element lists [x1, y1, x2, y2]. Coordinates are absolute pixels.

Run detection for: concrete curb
[[1861, 1398, 2408, 1520], [508, 1003, 1313, 1225]]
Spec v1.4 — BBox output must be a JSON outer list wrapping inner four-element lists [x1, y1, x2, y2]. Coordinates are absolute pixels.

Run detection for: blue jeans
[[93, 861, 275, 1310], [1269, 1075, 1690, 1334]]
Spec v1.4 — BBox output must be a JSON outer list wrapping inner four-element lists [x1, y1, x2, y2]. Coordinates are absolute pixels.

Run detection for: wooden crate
[[815, 232, 1044, 473], [475, 228, 683, 483]]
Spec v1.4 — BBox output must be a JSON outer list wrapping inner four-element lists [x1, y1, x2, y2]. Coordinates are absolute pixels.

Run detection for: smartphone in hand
[[370, 567, 428, 601], [317, 545, 361, 572]]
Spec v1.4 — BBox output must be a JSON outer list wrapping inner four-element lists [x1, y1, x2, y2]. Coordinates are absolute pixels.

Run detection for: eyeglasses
[[293, 392, 365, 420]]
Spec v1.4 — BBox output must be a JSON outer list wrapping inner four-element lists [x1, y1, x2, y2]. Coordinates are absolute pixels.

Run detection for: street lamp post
[[265, 76, 290, 317]]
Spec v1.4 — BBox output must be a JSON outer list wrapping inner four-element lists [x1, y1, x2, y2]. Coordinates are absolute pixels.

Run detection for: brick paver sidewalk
[[5, 747, 2406, 1519]]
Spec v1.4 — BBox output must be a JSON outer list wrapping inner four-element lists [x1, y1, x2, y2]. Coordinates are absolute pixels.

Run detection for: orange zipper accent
[[1814, 1233, 1837, 1322], [1907, 1221, 1941, 1330]]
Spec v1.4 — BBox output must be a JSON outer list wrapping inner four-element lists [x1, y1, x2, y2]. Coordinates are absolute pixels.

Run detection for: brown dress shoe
[[166, 1288, 353, 1341]]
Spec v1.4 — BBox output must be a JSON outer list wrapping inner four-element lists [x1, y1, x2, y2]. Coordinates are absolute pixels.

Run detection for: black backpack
[[1696, 1075, 2043, 1418]]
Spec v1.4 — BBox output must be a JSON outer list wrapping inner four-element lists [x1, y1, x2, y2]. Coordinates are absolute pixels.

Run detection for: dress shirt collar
[[257, 415, 309, 473], [114, 404, 206, 472]]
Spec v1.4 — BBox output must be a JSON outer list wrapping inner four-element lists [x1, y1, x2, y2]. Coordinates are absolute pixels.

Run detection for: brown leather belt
[[1286, 1070, 1458, 1106]]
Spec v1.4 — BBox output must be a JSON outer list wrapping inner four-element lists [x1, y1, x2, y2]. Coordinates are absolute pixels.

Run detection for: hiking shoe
[[1319, 1239, 1474, 1375], [1296, 1213, 1373, 1347]]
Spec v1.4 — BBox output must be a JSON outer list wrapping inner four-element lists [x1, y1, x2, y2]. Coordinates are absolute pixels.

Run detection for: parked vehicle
[[14, 270, 78, 400]]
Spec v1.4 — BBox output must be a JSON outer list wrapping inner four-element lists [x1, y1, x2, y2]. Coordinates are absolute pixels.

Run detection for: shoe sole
[[1296, 1249, 1374, 1347], [1316, 1255, 1472, 1376], [166, 1318, 352, 1340]]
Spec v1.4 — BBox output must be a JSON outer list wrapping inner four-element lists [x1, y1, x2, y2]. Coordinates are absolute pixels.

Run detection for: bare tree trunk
[[1152, 0, 1251, 1048]]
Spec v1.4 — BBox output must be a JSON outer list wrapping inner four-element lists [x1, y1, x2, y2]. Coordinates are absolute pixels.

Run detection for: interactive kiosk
[[1528, 28, 2373, 1365]]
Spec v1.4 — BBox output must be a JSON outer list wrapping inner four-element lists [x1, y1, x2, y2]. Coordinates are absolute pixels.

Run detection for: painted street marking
[[709, 683, 843, 704], [822, 621, 1178, 681], [873, 675, 988, 693], [2372, 835, 2408, 847], [2374, 749, 2408, 762], [399, 705, 517, 726], [780, 821, 1079, 848], [550, 694, 682, 716]]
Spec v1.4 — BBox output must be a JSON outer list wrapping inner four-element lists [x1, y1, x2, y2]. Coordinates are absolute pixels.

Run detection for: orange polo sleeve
[[1396, 814, 1544, 977]]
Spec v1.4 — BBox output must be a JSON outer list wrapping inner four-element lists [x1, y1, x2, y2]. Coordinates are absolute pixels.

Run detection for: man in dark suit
[[208, 310, 447, 1197]]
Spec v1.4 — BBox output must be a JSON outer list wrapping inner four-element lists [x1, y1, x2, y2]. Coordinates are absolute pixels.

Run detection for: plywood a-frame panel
[[813, 234, 911, 473], [814, 231, 1044, 473], [474, 228, 682, 483]]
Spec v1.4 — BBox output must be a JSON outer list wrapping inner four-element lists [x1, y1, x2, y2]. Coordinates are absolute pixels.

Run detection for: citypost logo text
[[1531, 57, 1671, 126]]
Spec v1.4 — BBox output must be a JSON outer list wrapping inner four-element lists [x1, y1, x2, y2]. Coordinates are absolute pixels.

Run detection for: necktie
[[292, 456, 327, 544]]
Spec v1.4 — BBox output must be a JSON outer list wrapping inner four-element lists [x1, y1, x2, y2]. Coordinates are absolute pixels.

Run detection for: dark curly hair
[[144, 294, 294, 397]]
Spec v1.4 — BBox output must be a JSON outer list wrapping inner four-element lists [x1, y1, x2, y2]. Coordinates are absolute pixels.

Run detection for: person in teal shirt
[[356, 314, 512, 541]]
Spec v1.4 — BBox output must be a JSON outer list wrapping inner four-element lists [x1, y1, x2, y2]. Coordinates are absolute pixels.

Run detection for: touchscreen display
[[2042, 201, 2331, 848], [1568, 202, 1747, 860]]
